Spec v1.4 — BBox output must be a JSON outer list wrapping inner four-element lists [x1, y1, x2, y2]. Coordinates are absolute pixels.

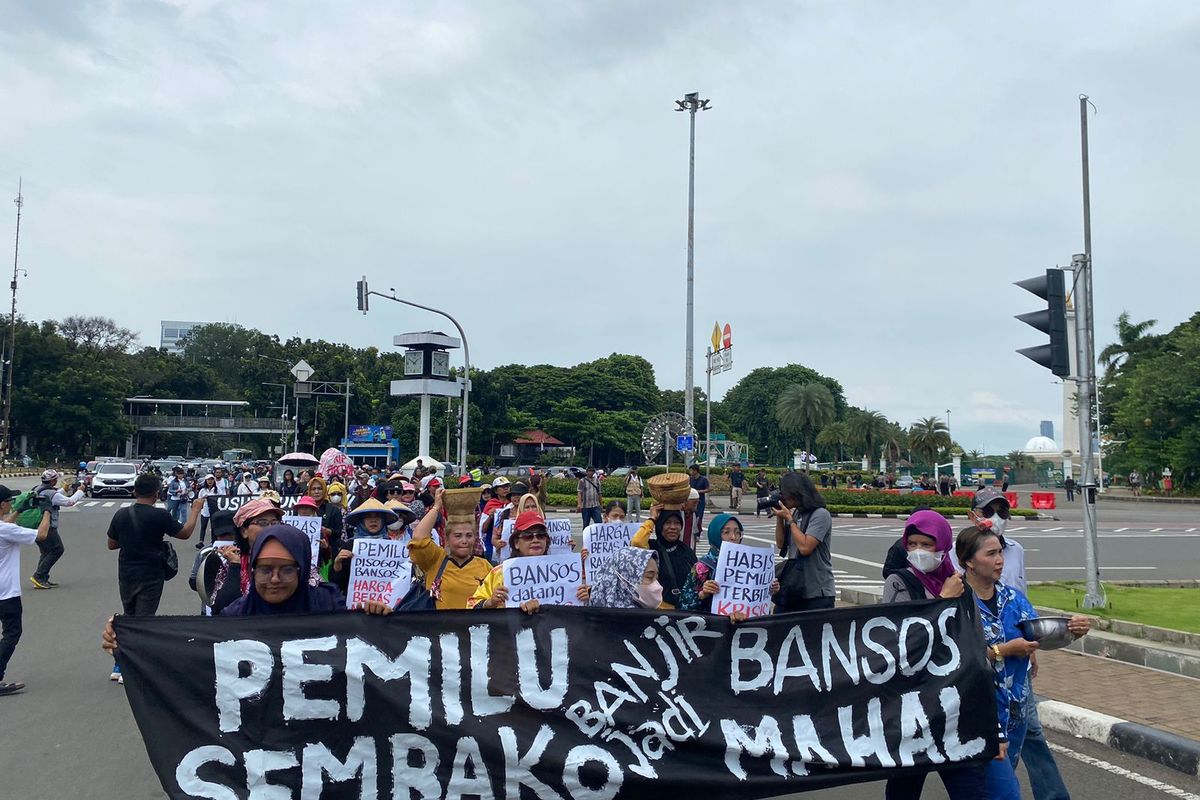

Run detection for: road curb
[[1038, 699, 1200, 777], [827, 512, 1053, 520]]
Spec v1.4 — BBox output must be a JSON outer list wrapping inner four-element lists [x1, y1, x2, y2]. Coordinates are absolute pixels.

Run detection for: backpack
[[13, 491, 43, 529]]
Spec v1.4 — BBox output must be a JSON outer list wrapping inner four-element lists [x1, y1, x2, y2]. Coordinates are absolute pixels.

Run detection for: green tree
[[909, 416, 951, 469], [1099, 311, 1158, 378], [848, 410, 889, 460], [724, 365, 846, 465], [774, 383, 835, 470], [815, 420, 851, 462]]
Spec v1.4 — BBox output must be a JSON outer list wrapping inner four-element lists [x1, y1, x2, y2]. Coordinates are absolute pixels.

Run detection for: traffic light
[[356, 277, 369, 313], [1015, 268, 1070, 377]]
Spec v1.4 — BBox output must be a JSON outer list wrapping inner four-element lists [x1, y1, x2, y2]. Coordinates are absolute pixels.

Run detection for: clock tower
[[389, 331, 463, 461]]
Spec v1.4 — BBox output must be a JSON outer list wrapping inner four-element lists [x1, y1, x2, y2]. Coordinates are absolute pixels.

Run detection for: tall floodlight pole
[[675, 92, 711, 451], [2, 179, 24, 459], [1075, 94, 1103, 609]]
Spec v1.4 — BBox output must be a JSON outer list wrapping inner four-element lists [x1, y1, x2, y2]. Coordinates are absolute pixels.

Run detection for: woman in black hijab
[[630, 503, 696, 609]]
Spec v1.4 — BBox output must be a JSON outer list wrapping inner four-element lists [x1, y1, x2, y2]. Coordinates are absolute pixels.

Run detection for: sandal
[[0, 682, 26, 695]]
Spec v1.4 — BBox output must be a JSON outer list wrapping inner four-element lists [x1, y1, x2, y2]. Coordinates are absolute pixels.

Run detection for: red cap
[[458, 475, 472, 486], [294, 495, 320, 512], [514, 510, 547, 533]]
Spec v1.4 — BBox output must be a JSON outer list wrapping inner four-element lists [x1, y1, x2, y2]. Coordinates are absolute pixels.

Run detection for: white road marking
[[1150, 527, 1164, 532], [1046, 741, 1200, 799], [1027, 566, 1156, 573], [121, 502, 132, 508], [84, 501, 98, 507], [1044, 527, 1064, 531], [102, 501, 114, 507], [1114, 528, 1129, 532], [1188, 528, 1197, 533], [832, 552, 886, 570]]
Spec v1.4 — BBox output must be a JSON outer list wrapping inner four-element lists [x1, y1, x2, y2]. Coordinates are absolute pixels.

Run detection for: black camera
[[757, 490, 782, 511]]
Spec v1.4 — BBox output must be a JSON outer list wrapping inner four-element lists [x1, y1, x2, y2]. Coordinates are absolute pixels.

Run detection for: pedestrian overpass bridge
[[124, 398, 288, 435]]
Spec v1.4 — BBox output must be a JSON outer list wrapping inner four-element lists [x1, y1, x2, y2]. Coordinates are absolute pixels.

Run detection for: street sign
[[291, 359, 315, 382], [676, 434, 694, 453], [722, 323, 732, 349], [711, 323, 721, 352], [721, 349, 732, 371]]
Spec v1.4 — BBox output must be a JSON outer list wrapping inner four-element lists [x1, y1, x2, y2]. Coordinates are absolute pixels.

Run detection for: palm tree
[[848, 410, 889, 461], [816, 420, 851, 462], [775, 383, 835, 470], [909, 416, 951, 469], [881, 423, 907, 467], [1099, 311, 1157, 377]]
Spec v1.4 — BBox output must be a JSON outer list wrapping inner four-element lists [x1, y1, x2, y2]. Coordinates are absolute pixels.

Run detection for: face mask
[[330, 494, 343, 503], [633, 580, 663, 609], [987, 516, 1007, 537], [907, 549, 943, 573], [387, 520, 404, 532]]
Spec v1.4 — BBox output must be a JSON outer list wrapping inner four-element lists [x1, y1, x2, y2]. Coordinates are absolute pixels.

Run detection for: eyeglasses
[[514, 531, 549, 541], [387, 488, 404, 495], [247, 515, 281, 527], [254, 564, 300, 581]]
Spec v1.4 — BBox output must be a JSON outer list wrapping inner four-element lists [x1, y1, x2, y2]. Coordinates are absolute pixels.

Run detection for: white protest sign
[[546, 518, 575, 555], [582, 522, 638, 573], [347, 537, 412, 609], [711, 542, 775, 618], [282, 514, 322, 586], [502, 552, 584, 607]]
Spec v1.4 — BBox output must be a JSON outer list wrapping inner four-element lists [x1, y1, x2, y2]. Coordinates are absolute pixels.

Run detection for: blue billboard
[[348, 424, 393, 443]]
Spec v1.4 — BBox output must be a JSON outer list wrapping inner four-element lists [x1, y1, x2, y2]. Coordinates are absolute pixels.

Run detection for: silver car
[[92, 462, 139, 498]]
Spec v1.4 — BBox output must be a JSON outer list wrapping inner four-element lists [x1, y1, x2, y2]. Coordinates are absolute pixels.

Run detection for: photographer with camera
[[771, 470, 835, 612]]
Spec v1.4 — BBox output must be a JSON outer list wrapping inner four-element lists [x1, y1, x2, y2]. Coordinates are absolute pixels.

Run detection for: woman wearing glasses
[[471, 511, 590, 612]]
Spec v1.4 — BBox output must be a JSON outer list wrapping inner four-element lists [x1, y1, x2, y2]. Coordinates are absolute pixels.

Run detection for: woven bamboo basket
[[647, 472, 691, 507]]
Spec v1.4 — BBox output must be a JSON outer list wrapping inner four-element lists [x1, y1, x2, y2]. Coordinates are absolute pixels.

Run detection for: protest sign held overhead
[[583, 521, 637, 571], [347, 538, 412, 608], [546, 517, 575, 555], [115, 600, 998, 799], [282, 514, 322, 586], [502, 552, 584, 607], [711, 542, 776, 618]]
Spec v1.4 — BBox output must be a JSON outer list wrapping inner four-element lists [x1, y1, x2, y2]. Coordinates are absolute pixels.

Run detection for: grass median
[[1028, 582, 1200, 634]]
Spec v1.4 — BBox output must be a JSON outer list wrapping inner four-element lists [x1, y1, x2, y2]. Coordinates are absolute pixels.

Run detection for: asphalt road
[[2, 481, 1197, 799]]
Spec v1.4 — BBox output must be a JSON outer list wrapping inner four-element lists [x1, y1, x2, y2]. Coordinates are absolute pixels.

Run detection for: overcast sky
[[3, 1, 1198, 454]]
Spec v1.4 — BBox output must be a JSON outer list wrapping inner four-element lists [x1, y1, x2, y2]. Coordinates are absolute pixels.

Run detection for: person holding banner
[[471, 511, 590, 611], [491, 491, 543, 562], [331, 499, 400, 591], [880, 510, 964, 603], [229, 498, 284, 598], [408, 487, 491, 610], [677, 513, 779, 615], [587, 547, 663, 609], [630, 504, 696, 609]]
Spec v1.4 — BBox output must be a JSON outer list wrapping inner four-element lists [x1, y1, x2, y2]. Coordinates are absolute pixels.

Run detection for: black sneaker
[[44, 578, 59, 587], [0, 681, 25, 695], [195, 542, 204, 549]]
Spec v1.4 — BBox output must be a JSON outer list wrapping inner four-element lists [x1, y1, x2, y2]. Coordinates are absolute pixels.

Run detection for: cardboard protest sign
[[208, 495, 299, 513], [546, 517, 575, 555], [117, 599, 999, 799], [281, 514, 322, 587], [582, 521, 637, 572], [347, 537, 411, 608], [711, 542, 776, 618], [501, 552, 584, 607]]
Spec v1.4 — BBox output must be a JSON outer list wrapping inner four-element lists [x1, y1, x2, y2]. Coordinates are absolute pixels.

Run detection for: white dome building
[[1022, 435, 1060, 463]]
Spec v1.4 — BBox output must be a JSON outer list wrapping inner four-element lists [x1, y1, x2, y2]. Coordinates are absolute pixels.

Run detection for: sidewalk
[[1035, 648, 1200, 742]]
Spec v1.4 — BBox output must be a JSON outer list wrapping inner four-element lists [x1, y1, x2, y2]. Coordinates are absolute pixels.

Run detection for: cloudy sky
[[3, 1, 1198, 454]]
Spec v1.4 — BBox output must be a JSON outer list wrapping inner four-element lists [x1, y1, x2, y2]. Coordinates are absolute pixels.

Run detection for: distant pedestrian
[[30, 469, 84, 589], [624, 467, 644, 521], [576, 467, 603, 528], [727, 464, 744, 512], [754, 469, 770, 517], [1127, 470, 1141, 496], [166, 466, 191, 525], [939, 473, 951, 496], [1064, 476, 1076, 502], [0, 487, 52, 696], [819, 473, 828, 489], [1162, 467, 1173, 497], [688, 464, 710, 525]]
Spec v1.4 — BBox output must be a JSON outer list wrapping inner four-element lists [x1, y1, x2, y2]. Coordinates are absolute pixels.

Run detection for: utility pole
[[1075, 94, 1103, 609], [675, 92, 711, 449], [2, 179, 24, 459]]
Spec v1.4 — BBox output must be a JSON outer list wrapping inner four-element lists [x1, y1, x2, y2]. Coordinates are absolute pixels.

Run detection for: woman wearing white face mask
[[882, 510, 964, 603], [588, 547, 665, 610]]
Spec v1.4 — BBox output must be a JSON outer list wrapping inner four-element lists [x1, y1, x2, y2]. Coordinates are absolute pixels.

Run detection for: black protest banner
[[115, 600, 998, 800], [208, 495, 300, 514]]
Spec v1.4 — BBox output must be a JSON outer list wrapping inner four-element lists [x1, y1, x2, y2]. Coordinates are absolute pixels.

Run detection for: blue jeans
[[885, 764, 987, 799], [987, 720, 1028, 800], [581, 506, 602, 528], [1016, 681, 1071, 800]]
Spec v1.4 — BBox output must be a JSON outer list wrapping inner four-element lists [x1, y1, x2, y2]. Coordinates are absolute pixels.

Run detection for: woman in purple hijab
[[881, 510, 965, 603]]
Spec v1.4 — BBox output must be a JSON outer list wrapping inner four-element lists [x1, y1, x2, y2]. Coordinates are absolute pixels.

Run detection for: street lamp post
[[258, 354, 296, 451], [2, 180, 24, 459], [262, 382, 289, 454], [358, 280, 472, 472], [675, 92, 711, 449]]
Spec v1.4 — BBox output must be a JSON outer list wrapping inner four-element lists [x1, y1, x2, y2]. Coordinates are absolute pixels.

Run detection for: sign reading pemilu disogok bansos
[[114, 599, 999, 799]]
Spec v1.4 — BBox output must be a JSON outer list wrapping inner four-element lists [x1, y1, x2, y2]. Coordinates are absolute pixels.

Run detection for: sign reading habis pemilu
[[502, 552, 584, 607], [711, 542, 776, 618], [346, 538, 411, 609], [115, 600, 998, 800], [582, 522, 637, 572]]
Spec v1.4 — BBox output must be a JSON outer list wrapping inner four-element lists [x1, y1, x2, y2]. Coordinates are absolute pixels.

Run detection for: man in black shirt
[[727, 465, 745, 511], [107, 474, 203, 616]]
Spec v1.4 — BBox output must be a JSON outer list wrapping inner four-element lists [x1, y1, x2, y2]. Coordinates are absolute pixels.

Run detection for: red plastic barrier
[[952, 490, 975, 497], [1030, 492, 1056, 510], [911, 490, 935, 495], [1005, 492, 1019, 508], [883, 489, 901, 494]]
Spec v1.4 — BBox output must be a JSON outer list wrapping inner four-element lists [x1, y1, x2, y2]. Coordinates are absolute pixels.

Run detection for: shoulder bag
[[395, 554, 453, 612], [773, 510, 812, 610]]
